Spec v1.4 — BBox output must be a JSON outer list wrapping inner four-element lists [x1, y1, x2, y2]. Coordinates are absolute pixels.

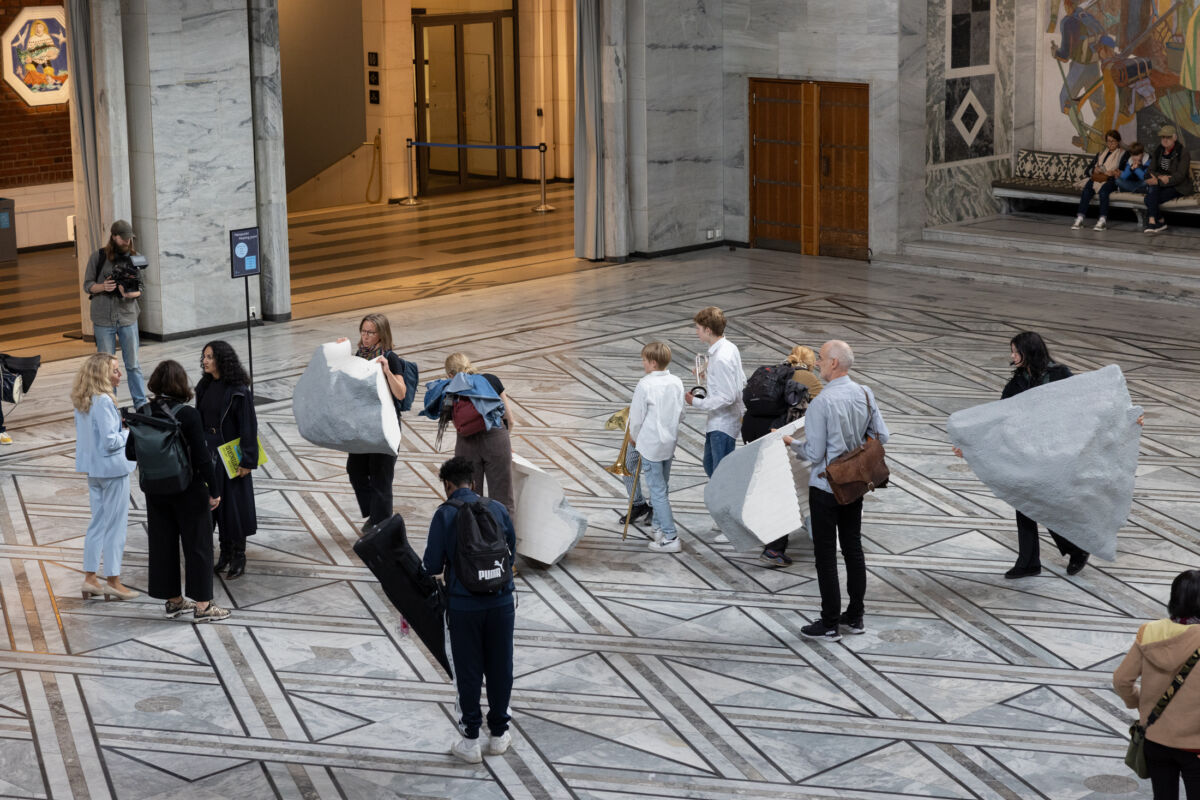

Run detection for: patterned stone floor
[[0, 247, 1195, 799]]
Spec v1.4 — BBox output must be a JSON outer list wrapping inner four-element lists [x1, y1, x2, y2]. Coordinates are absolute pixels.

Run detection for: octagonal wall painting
[[4, 6, 69, 107]]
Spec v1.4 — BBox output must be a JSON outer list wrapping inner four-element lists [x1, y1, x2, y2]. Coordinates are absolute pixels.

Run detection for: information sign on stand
[[229, 227, 260, 386]]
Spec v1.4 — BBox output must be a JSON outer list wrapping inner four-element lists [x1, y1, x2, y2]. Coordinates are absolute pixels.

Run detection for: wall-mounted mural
[[3, 7, 69, 107], [1042, 0, 1199, 154]]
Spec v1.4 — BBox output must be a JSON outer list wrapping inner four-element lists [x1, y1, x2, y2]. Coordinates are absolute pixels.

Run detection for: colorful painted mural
[[2, 7, 69, 107], [1046, 0, 1200, 154]]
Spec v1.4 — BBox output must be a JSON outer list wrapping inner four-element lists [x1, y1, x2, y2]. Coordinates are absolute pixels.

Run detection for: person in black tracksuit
[[127, 360, 230, 622], [423, 456, 517, 764], [999, 331, 1089, 579], [197, 340, 259, 580]]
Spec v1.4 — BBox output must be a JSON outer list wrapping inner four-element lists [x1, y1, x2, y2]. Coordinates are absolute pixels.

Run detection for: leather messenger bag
[[819, 387, 889, 505]]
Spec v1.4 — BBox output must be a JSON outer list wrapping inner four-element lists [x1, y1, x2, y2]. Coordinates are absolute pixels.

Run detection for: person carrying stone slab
[[783, 340, 888, 643], [684, 306, 746, 541], [629, 342, 686, 553], [338, 313, 412, 533]]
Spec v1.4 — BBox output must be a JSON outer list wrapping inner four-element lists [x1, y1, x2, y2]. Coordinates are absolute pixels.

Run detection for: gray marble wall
[[720, 0, 927, 254], [924, 0, 1014, 225], [122, 0, 259, 338], [628, 0, 724, 254]]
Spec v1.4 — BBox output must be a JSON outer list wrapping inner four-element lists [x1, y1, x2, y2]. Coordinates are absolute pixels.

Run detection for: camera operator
[[83, 220, 148, 410]]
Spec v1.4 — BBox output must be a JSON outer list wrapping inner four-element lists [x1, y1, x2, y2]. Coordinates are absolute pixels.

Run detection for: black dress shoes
[[1004, 565, 1042, 579], [1066, 554, 1090, 576]]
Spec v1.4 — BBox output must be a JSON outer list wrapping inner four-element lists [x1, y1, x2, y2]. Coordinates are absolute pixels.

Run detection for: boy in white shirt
[[629, 342, 686, 553]]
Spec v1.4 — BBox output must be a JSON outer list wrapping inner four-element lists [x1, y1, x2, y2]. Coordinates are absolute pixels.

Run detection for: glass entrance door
[[414, 12, 518, 194]]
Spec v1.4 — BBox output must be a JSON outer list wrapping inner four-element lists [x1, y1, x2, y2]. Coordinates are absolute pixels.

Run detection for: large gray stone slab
[[704, 419, 810, 551], [947, 364, 1142, 562], [292, 340, 401, 455], [511, 453, 588, 566]]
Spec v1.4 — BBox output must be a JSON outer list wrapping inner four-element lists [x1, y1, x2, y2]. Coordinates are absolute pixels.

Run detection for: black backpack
[[743, 363, 796, 417], [394, 355, 419, 413], [124, 401, 192, 495], [447, 498, 512, 595]]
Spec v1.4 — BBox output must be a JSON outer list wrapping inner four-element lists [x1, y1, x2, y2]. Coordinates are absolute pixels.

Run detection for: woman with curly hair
[[196, 341, 259, 580], [72, 352, 138, 600]]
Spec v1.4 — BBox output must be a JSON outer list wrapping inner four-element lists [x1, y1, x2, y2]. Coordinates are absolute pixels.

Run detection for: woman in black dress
[[196, 340, 259, 579], [999, 331, 1089, 579]]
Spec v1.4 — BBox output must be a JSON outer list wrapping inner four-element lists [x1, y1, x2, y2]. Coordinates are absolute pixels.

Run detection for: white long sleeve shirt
[[690, 337, 746, 439], [629, 369, 685, 462]]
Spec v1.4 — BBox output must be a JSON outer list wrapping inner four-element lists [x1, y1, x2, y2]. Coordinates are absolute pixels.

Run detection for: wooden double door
[[749, 79, 870, 260]]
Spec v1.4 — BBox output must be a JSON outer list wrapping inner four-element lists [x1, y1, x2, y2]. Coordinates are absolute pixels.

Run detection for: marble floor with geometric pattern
[[0, 246, 1196, 799]]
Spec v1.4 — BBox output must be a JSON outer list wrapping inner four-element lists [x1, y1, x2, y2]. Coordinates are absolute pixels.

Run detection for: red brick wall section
[[0, 0, 74, 189]]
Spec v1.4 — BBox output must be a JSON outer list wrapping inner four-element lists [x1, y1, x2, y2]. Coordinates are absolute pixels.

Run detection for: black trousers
[[1014, 511, 1086, 569], [447, 602, 515, 739], [1146, 738, 1200, 800], [346, 452, 397, 525], [810, 487, 866, 625], [146, 492, 214, 602]]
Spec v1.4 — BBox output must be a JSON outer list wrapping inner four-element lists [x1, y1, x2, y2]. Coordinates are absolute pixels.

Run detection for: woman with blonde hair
[[444, 352, 516, 514], [72, 353, 138, 599]]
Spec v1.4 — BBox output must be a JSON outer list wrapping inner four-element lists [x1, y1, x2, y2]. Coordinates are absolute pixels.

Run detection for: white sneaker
[[713, 533, 729, 544], [650, 526, 664, 542], [487, 731, 511, 756], [451, 736, 482, 763], [1070, 216, 1084, 230], [648, 537, 681, 553], [1093, 218, 1107, 230]]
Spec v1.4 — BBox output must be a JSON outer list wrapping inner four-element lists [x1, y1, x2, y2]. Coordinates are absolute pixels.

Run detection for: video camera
[[109, 252, 148, 294]]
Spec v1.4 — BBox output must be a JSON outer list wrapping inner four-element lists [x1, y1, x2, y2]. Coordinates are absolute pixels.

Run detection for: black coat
[[1002, 362, 1072, 399], [196, 378, 259, 540]]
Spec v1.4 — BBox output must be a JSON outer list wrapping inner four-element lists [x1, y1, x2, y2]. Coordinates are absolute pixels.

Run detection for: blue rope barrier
[[408, 141, 542, 151]]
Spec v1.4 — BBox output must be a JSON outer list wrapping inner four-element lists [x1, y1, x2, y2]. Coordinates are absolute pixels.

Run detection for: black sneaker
[[837, 614, 866, 635], [759, 548, 794, 567], [1004, 565, 1042, 579], [620, 502, 652, 525], [800, 620, 842, 642], [1066, 554, 1089, 575]]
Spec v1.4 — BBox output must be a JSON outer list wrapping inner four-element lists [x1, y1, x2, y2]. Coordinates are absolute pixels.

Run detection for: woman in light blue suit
[[72, 353, 138, 600]]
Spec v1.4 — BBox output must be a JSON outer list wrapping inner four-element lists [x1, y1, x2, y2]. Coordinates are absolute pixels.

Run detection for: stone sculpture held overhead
[[947, 364, 1142, 562], [293, 340, 401, 455]]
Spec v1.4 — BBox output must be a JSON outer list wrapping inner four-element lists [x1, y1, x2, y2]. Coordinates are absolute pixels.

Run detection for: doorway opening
[[414, 10, 520, 194], [748, 79, 870, 260]]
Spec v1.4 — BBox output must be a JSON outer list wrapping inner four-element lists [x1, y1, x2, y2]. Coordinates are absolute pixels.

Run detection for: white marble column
[[122, 0, 259, 339], [601, 0, 630, 258], [67, 0, 132, 336], [249, 0, 291, 321]]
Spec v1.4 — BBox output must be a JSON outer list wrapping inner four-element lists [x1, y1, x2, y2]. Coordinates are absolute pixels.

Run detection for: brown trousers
[[454, 424, 515, 514]]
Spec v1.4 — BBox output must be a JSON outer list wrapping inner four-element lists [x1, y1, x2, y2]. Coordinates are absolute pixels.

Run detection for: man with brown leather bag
[[782, 340, 889, 643]]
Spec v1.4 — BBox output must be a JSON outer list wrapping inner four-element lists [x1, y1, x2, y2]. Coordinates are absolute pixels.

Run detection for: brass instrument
[[604, 406, 641, 539]]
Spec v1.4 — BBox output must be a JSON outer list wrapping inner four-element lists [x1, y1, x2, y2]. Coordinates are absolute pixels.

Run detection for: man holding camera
[[83, 220, 148, 409]]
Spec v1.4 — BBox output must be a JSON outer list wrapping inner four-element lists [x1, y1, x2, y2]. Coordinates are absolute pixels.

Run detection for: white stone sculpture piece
[[510, 453, 588, 565], [293, 340, 401, 455], [947, 364, 1142, 562], [704, 419, 811, 550]]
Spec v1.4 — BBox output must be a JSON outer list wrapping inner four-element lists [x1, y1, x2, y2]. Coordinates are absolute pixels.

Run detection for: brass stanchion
[[400, 138, 420, 206]]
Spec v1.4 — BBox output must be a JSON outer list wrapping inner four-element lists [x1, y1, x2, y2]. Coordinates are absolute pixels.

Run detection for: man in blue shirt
[[423, 456, 517, 763], [784, 340, 889, 643]]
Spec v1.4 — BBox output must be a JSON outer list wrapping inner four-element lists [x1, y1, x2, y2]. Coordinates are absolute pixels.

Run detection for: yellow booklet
[[217, 436, 268, 479]]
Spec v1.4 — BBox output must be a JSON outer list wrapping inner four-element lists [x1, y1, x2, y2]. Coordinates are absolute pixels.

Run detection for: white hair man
[[783, 340, 888, 642]]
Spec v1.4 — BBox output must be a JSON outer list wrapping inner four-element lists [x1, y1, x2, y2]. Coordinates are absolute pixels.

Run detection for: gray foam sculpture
[[511, 453, 588, 565], [704, 418, 811, 551], [947, 364, 1142, 562], [293, 340, 401, 455]]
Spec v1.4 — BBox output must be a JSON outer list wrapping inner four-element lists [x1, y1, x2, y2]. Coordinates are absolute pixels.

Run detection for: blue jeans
[[1077, 181, 1116, 217], [93, 324, 148, 408], [703, 431, 736, 477], [1115, 176, 1146, 193], [1145, 184, 1184, 222], [641, 457, 675, 539], [624, 445, 644, 504]]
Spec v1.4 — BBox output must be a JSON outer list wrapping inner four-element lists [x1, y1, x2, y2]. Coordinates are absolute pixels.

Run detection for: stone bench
[[992, 149, 1200, 227]]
